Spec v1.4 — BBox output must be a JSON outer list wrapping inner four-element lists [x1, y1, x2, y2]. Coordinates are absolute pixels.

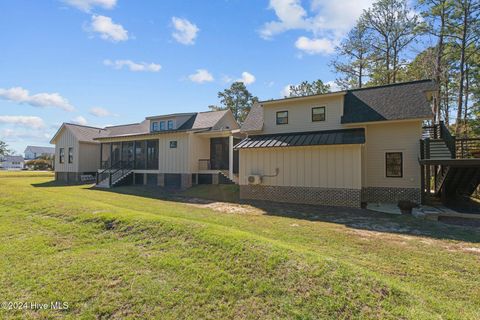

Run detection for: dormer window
[[151, 121, 159, 131], [159, 121, 165, 130], [167, 120, 174, 130]]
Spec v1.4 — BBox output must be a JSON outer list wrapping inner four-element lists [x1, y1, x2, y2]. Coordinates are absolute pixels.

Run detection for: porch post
[[229, 135, 234, 180]]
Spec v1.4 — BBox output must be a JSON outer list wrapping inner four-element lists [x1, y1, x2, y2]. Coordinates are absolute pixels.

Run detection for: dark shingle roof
[[240, 80, 436, 132], [64, 124, 108, 143], [92, 110, 233, 140], [341, 80, 436, 124], [234, 128, 365, 149]]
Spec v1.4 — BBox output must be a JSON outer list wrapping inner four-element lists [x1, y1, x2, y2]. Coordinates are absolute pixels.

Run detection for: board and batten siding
[[158, 133, 190, 173], [239, 145, 362, 189], [364, 121, 423, 188], [188, 133, 210, 172], [54, 127, 79, 172], [78, 143, 101, 172], [261, 95, 344, 135]]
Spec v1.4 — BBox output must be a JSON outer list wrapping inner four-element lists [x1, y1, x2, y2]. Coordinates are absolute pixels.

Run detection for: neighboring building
[[50, 110, 242, 186], [24, 146, 55, 160], [236, 80, 438, 207], [0, 155, 25, 170]]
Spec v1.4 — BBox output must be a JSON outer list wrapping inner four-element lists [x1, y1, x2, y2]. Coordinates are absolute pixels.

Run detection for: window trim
[[312, 106, 326, 122], [59, 148, 65, 164], [68, 147, 73, 164], [276, 111, 288, 125], [385, 152, 403, 178]]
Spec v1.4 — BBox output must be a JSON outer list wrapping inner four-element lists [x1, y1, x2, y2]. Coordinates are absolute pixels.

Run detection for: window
[[312, 106, 326, 122], [167, 120, 174, 130], [276, 111, 288, 125], [386, 152, 403, 178], [159, 121, 165, 131], [151, 121, 159, 131], [59, 148, 65, 163], [169, 141, 177, 148], [68, 147, 73, 163]]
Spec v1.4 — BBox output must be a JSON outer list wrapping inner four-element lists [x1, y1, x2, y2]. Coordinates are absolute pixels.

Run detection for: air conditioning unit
[[247, 175, 262, 185]]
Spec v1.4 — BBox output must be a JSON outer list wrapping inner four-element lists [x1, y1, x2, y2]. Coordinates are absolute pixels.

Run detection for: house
[[0, 155, 25, 170], [24, 146, 55, 160], [50, 110, 242, 187], [235, 80, 439, 207]]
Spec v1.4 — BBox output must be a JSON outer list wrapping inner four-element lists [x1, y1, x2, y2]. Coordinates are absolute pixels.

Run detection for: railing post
[[425, 139, 430, 159], [420, 140, 424, 160], [109, 172, 112, 187], [420, 161, 425, 204]]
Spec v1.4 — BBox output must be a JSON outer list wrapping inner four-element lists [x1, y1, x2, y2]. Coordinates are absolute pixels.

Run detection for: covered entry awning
[[234, 128, 365, 149]]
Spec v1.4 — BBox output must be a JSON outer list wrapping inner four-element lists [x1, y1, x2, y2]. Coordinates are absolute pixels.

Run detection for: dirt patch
[[462, 247, 480, 254], [187, 201, 259, 215]]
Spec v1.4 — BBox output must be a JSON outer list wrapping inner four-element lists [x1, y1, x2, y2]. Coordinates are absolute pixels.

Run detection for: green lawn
[[0, 172, 479, 319]]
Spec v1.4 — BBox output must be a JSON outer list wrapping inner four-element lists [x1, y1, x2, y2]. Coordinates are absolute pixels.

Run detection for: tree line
[[213, 0, 478, 138], [332, 0, 479, 136]]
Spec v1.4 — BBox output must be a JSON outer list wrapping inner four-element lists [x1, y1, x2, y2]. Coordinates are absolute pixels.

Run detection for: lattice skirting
[[361, 187, 421, 204], [240, 185, 362, 207]]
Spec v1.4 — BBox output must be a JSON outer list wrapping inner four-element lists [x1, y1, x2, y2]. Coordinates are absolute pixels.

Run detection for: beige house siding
[[158, 133, 190, 173], [188, 133, 210, 172], [239, 145, 362, 189], [364, 121, 422, 188], [261, 95, 344, 135], [54, 127, 79, 172], [78, 143, 101, 172]]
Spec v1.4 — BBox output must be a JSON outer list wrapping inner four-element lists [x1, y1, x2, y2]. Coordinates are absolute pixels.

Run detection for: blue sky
[[0, 0, 382, 154]]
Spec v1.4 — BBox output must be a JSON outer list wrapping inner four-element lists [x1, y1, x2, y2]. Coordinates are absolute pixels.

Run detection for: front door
[[210, 138, 229, 170]]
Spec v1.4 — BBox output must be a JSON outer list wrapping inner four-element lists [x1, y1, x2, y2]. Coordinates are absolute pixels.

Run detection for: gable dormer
[[146, 113, 196, 132]]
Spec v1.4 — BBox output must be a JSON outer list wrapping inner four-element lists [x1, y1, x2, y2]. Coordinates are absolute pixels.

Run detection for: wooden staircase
[[96, 161, 133, 188], [421, 122, 480, 204]]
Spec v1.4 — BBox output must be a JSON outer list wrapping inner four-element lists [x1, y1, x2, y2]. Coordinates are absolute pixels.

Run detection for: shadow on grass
[[89, 184, 480, 243], [31, 180, 94, 187]]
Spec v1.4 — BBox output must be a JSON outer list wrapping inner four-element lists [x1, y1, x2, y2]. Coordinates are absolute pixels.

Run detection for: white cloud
[[71, 116, 88, 125], [260, 0, 310, 39], [281, 84, 293, 97], [260, 0, 373, 54], [0, 87, 74, 111], [0, 116, 45, 129], [90, 15, 128, 42], [188, 69, 214, 83], [89, 107, 115, 117], [325, 80, 341, 92], [103, 59, 161, 72], [171, 17, 199, 45], [295, 36, 335, 55], [236, 72, 256, 85], [64, 0, 116, 12]]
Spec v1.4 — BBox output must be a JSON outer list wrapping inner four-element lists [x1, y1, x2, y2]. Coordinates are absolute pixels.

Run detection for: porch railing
[[456, 138, 480, 159], [96, 160, 133, 186], [198, 159, 211, 171]]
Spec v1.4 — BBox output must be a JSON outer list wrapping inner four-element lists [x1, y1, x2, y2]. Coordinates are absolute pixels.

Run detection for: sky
[[0, 0, 381, 154]]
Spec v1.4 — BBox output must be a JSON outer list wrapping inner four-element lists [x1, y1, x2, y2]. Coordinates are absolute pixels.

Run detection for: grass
[[0, 171, 479, 319]]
